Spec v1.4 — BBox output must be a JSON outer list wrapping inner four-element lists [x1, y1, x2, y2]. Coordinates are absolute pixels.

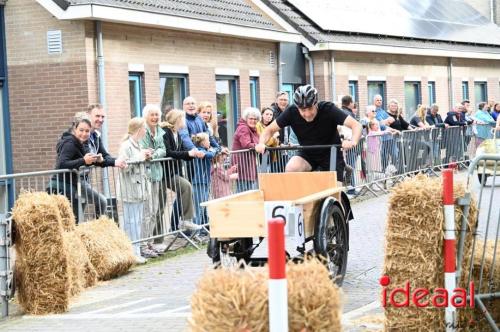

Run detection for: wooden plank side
[[258, 172, 337, 201], [303, 200, 321, 237], [207, 201, 266, 238], [293, 187, 345, 205], [201, 190, 263, 207]]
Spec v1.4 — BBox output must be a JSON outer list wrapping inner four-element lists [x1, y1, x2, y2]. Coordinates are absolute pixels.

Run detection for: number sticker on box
[[264, 201, 305, 247]]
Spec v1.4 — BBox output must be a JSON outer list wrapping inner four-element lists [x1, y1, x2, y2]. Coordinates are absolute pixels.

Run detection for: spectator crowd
[[49, 87, 499, 263]]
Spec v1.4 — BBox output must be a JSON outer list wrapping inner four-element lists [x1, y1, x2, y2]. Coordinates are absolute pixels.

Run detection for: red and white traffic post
[[268, 218, 288, 332], [442, 169, 456, 331]]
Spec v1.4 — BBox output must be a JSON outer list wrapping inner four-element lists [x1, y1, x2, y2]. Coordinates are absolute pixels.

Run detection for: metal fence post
[[0, 213, 10, 318], [77, 172, 84, 223]]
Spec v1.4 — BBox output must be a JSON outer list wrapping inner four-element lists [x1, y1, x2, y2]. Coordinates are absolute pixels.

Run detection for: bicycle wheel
[[313, 197, 348, 286]]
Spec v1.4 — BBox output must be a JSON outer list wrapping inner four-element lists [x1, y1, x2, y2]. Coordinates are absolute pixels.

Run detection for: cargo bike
[[202, 146, 353, 286]]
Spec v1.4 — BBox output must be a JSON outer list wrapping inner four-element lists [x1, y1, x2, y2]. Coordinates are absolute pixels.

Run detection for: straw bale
[[190, 266, 268, 332], [76, 216, 135, 281], [62, 231, 98, 296], [12, 192, 71, 314], [287, 259, 342, 332], [383, 175, 477, 331], [52, 194, 76, 232], [190, 259, 341, 332]]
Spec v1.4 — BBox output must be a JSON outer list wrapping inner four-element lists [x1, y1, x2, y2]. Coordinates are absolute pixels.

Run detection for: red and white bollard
[[442, 169, 456, 331], [268, 218, 288, 332]]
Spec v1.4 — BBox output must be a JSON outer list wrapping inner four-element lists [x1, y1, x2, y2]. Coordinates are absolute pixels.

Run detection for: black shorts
[[297, 151, 345, 182]]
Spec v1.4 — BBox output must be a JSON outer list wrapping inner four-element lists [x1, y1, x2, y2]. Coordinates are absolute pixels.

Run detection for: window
[[427, 81, 436, 106], [367, 81, 386, 109], [462, 81, 469, 101], [249, 77, 260, 108], [160, 74, 187, 112], [348, 80, 359, 102], [216, 77, 239, 148], [474, 81, 487, 104], [404, 81, 421, 116], [129, 73, 143, 117]]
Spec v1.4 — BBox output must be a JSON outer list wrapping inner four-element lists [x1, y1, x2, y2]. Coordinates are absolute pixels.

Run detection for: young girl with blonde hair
[[118, 117, 150, 263]]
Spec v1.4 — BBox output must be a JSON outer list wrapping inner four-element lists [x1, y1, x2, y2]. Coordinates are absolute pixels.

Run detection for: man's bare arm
[[342, 116, 363, 150], [255, 120, 281, 153]]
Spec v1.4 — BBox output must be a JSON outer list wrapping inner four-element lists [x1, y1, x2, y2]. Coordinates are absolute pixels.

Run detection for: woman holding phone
[[50, 112, 106, 223]]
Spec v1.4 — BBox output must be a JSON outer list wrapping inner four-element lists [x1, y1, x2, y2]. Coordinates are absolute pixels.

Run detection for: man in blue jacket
[[179, 96, 221, 152]]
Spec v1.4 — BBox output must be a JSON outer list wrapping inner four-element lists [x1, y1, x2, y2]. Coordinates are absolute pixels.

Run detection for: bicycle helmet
[[293, 85, 318, 108]]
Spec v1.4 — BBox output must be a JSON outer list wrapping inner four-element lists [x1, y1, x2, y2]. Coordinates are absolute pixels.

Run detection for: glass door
[[129, 74, 142, 117], [404, 81, 421, 117], [281, 83, 294, 103], [368, 81, 386, 110], [216, 77, 239, 148]]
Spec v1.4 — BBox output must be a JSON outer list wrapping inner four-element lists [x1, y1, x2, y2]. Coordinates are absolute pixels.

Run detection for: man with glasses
[[256, 85, 362, 184]]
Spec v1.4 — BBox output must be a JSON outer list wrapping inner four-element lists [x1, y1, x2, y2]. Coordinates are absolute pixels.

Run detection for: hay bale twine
[[63, 231, 98, 295], [76, 216, 135, 280], [12, 192, 71, 314], [383, 175, 477, 331], [190, 259, 341, 332], [52, 194, 76, 232]]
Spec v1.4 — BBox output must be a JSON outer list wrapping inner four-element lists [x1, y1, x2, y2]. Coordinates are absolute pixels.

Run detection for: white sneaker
[[135, 255, 147, 264], [181, 220, 202, 231]]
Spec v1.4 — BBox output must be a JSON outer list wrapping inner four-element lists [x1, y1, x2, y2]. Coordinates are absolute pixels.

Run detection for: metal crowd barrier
[[455, 154, 500, 331], [0, 168, 76, 317]]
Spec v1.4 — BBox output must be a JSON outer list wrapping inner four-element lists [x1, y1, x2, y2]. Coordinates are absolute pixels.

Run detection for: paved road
[[1, 171, 498, 332]]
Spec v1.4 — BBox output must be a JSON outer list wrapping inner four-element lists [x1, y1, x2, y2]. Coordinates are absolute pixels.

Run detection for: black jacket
[[162, 127, 193, 178], [426, 112, 446, 128], [86, 131, 116, 167], [341, 105, 354, 117], [54, 131, 89, 185], [387, 112, 410, 132], [444, 111, 467, 127]]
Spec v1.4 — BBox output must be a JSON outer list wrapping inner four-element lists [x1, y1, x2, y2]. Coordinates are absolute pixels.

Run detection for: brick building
[[1, 0, 500, 175], [4, 0, 300, 173]]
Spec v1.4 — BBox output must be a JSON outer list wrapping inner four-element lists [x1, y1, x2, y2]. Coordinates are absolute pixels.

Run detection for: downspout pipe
[[447, 57, 454, 111], [330, 51, 336, 103], [490, 0, 495, 23], [302, 47, 314, 87], [277, 44, 283, 91], [95, 20, 110, 198], [96, 20, 108, 148]]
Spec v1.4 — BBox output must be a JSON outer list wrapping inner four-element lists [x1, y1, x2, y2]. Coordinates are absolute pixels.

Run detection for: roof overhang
[[309, 41, 500, 60], [37, 0, 302, 43]]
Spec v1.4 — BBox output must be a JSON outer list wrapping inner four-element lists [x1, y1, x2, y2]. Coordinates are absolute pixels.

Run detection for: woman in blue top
[[473, 102, 496, 147], [191, 132, 216, 226]]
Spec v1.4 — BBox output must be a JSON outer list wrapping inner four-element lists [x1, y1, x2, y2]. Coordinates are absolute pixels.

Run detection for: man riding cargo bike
[[205, 85, 362, 285]]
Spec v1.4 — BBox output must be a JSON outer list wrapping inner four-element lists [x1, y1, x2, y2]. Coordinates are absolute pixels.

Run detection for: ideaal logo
[[380, 275, 475, 308]]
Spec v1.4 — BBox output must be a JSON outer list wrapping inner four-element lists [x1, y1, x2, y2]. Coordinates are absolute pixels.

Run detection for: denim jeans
[[193, 183, 209, 226], [123, 202, 143, 256]]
